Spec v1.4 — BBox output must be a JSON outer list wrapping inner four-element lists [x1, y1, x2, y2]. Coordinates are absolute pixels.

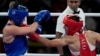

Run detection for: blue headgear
[[8, 5, 28, 25]]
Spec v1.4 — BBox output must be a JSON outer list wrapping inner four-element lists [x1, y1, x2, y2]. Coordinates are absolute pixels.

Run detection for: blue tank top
[[3, 35, 27, 56]]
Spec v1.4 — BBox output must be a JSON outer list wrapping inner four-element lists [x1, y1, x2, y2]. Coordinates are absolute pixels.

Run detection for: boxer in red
[[31, 14, 100, 56]]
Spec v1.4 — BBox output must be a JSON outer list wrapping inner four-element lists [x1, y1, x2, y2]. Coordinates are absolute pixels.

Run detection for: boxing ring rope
[[0, 54, 99, 56], [0, 12, 100, 56], [0, 53, 59, 56], [0, 12, 100, 16], [0, 53, 99, 56]]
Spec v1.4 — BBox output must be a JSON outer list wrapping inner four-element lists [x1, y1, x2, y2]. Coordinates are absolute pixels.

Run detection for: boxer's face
[[67, 0, 80, 11]]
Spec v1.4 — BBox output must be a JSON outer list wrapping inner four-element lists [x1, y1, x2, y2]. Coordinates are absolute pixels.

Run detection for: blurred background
[[0, 0, 100, 54]]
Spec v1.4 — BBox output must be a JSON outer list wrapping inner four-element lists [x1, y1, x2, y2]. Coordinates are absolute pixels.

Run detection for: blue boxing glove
[[34, 10, 50, 24], [35, 25, 42, 34]]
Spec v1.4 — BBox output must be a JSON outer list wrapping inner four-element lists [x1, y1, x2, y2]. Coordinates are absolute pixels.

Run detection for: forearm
[[27, 32, 65, 47], [39, 37, 60, 47], [39, 37, 65, 47], [21, 22, 38, 33], [30, 22, 39, 32], [26, 32, 55, 46], [38, 37, 54, 47]]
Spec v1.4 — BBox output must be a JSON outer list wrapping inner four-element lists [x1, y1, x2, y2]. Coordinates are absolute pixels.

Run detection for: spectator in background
[[55, 0, 85, 56]]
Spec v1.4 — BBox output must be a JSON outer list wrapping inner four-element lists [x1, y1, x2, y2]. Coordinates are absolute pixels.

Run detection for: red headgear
[[63, 15, 83, 35]]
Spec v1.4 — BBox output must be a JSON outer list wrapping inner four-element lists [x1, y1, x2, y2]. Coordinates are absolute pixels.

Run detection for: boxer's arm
[[30, 33, 68, 47], [20, 25, 68, 47], [4, 22, 38, 36], [22, 25, 72, 47], [20, 24, 40, 41]]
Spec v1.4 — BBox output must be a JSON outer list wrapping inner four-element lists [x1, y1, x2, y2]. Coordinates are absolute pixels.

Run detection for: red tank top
[[71, 33, 96, 56]]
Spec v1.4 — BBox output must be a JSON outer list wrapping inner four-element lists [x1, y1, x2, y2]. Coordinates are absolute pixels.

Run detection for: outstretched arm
[[20, 24, 68, 47], [39, 37, 67, 47], [31, 33, 68, 47]]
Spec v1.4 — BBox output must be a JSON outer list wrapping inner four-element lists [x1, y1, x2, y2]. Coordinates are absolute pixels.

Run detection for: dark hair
[[9, 1, 18, 9], [69, 16, 80, 22]]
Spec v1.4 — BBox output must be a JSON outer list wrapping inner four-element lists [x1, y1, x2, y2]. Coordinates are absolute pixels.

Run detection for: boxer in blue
[[3, 1, 50, 56]]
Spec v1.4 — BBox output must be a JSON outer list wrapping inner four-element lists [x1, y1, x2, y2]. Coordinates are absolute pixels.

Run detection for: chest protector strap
[[79, 33, 96, 56]]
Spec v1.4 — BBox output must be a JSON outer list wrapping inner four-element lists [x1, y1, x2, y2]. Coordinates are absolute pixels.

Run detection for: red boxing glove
[[20, 24, 40, 41], [27, 32, 40, 42]]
